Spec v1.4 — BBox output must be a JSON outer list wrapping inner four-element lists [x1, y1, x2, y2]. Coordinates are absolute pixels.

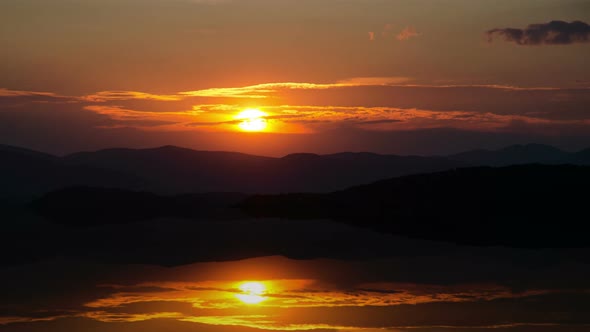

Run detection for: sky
[[1, 0, 590, 156]]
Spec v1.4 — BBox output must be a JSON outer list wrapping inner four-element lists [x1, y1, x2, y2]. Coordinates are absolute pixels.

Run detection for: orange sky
[[1, 0, 589, 155]]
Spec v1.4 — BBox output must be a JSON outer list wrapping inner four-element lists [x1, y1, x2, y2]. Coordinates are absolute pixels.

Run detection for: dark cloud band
[[487, 20, 590, 45]]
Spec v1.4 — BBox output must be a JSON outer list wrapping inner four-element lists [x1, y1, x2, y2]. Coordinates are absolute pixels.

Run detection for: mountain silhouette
[[33, 187, 248, 226], [29, 163, 590, 248], [449, 143, 570, 166], [0, 146, 143, 198], [3, 143, 590, 198], [240, 164, 590, 248], [569, 148, 590, 164], [0, 144, 56, 160], [63, 145, 466, 194]]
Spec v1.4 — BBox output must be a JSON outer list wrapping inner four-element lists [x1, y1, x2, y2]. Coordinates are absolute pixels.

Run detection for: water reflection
[[1, 217, 589, 331], [1, 254, 589, 331]]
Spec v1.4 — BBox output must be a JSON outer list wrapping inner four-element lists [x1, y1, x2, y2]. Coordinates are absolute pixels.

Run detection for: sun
[[236, 108, 268, 132], [235, 281, 267, 304]]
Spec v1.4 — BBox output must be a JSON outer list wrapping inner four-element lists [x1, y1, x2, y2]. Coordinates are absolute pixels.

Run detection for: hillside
[[32, 187, 248, 226], [63, 145, 466, 193], [3, 143, 590, 198], [240, 164, 590, 247], [0, 148, 143, 198]]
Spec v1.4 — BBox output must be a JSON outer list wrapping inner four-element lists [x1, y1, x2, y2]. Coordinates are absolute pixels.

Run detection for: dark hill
[[0, 148, 142, 198], [63, 145, 466, 193], [32, 187, 248, 226], [240, 164, 590, 248], [569, 148, 590, 165], [4, 143, 590, 198], [64, 146, 275, 193], [449, 144, 569, 166], [0, 144, 56, 160]]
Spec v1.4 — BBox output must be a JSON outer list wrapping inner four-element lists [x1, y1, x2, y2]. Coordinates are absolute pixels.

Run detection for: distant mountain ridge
[[1, 143, 590, 197], [0, 144, 57, 160], [30, 145, 466, 195], [0, 146, 143, 198], [449, 143, 577, 166]]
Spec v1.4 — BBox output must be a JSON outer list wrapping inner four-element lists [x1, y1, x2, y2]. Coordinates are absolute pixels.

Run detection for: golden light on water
[[236, 109, 268, 132], [235, 281, 267, 304]]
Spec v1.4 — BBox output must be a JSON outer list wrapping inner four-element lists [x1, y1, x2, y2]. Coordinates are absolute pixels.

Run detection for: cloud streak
[[82, 279, 554, 311], [2, 82, 590, 154], [83, 91, 182, 102], [487, 20, 590, 45], [179, 80, 410, 99], [396, 27, 420, 41], [369, 25, 420, 42]]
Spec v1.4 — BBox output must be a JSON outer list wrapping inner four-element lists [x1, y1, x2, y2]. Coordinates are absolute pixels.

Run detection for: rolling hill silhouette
[[64, 145, 467, 193], [33, 187, 247, 226], [0, 145, 143, 198], [28, 163, 590, 248], [569, 147, 590, 164], [449, 143, 570, 166], [240, 164, 590, 248], [1, 144, 467, 196], [3, 143, 590, 198]]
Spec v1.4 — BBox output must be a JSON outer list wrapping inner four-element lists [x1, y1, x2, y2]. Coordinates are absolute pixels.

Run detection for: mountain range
[[2, 143, 590, 198]]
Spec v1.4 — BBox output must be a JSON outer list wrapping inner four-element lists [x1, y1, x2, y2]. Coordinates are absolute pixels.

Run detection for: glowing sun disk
[[236, 282, 267, 304], [236, 109, 268, 132]]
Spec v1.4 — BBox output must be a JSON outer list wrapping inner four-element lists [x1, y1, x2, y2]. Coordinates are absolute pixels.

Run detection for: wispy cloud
[[83, 91, 182, 102], [79, 100, 584, 133], [396, 27, 420, 41], [0, 88, 60, 98], [368, 25, 420, 42], [336, 77, 411, 85], [3, 82, 590, 137], [83, 279, 553, 310], [486, 20, 590, 45], [180, 81, 576, 101], [179, 82, 353, 99], [83, 105, 191, 128], [82, 311, 184, 323], [179, 80, 420, 99], [0, 88, 74, 104]]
